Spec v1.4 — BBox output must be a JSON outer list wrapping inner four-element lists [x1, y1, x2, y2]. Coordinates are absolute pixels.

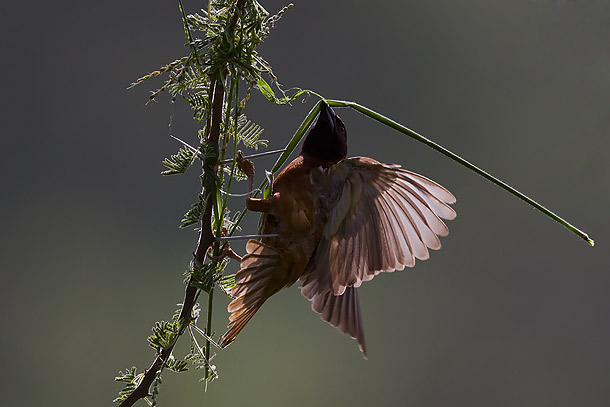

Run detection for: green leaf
[[164, 356, 189, 373], [256, 77, 276, 102], [180, 196, 205, 229], [162, 147, 196, 175], [223, 165, 248, 181], [113, 367, 142, 403], [255, 77, 312, 105], [218, 274, 235, 297], [188, 259, 229, 294], [234, 114, 267, 150], [147, 320, 181, 352]]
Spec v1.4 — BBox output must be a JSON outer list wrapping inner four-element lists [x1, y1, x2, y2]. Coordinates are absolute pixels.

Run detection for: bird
[[219, 102, 456, 356]]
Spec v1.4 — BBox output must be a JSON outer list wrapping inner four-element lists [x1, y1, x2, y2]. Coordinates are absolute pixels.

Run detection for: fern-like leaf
[[114, 367, 143, 403], [147, 320, 181, 353], [184, 91, 211, 122], [234, 114, 267, 149], [218, 274, 235, 297], [162, 147, 196, 175], [168, 67, 209, 96], [224, 210, 242, 233], [181, 196, 205, 229], [188, 259, 229, 294], [222, 164, 248, 181], [164, 356, 189, 373], [150, 373, 162, 407]]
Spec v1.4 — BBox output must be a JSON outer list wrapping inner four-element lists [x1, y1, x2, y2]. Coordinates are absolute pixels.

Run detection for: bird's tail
[[301, 273, 367, 357], [220, 239, 286, 347]]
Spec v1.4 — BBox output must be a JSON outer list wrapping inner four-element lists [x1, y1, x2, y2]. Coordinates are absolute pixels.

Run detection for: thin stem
[[169, 135, 204, 160], [216, 233, 279, 241], [230, 97, 593, 246], [191, 323, 223, 350], [214, 73, 236, 248], [220, 75, 238, 226], [187, 326, 218, 379], [325, 99, 594, 246], [218, 148, 287, 164], [204, 287, 215, 380], [270, 102, 323, 174]]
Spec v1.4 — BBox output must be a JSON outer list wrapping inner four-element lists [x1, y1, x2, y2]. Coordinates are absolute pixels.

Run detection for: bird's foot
[[208, 227, 243, 263], [208, 244, 242, 263], [246, 192, 280, 213]]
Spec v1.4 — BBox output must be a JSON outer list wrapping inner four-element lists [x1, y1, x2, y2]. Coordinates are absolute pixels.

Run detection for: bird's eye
[[338, 124, 346, 134]]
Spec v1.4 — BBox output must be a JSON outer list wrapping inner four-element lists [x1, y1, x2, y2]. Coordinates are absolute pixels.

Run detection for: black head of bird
[[301, 103, 348, 165]]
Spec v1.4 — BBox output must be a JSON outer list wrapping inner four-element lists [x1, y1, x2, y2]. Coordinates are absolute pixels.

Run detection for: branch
[[118, 2, 246, 405]]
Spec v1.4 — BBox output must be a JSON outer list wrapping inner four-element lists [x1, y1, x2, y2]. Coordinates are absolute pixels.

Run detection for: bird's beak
[[318, 103, 336, 129]]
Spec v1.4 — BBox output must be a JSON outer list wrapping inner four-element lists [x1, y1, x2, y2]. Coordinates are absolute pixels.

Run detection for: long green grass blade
[[227, 101, 325, 235], [326, 99, 593, 246], [270, 101, 323, 173]]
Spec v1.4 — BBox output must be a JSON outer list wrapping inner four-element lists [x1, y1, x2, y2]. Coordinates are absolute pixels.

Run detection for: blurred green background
[[1, 1, 609, 406]]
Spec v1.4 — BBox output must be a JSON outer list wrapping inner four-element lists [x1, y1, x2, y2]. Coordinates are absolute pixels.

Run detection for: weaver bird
[[220, 103, 456, 356]]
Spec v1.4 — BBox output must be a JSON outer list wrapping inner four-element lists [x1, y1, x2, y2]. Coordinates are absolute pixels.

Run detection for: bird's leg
[[217, 243, 243, 262], [246, 192, 280, 214], [207, 227, 243, 263]]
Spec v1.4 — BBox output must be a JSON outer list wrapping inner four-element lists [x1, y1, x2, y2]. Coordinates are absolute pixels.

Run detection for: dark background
[[1, 1, 609, 406]]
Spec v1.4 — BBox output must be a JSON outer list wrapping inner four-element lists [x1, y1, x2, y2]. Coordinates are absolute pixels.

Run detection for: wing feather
[[297, 156, 455, 355], [221, 240, 285, 347], [312, 157, 456, 295]]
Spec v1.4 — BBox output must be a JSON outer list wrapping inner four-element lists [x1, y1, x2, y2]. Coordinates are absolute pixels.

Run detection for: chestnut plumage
[[220, 103, 456, 356]]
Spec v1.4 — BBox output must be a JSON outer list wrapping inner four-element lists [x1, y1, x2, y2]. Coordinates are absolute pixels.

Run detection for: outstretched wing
[[311, 156, 456, 296]]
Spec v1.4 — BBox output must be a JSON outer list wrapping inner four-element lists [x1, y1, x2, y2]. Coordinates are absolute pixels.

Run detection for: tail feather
[[301, 267, 367, 357], [220, 240, 284, 347], [320, 287, 367, 357]]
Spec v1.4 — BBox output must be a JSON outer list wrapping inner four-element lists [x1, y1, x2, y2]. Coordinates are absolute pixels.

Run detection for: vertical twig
[[204, 287, 215, 381], [118, 2, 247, 405]]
